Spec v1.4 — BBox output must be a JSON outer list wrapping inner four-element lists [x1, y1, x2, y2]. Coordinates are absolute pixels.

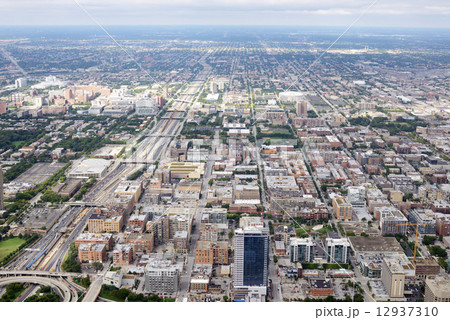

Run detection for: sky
[[0, 0, 449, 28]]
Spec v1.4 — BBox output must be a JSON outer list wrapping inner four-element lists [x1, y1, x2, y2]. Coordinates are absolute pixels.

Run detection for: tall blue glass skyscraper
[[234, 227, 269, 287]]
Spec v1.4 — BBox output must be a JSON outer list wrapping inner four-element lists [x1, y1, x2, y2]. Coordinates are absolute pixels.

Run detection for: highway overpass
[[0, 276, 75, 302]]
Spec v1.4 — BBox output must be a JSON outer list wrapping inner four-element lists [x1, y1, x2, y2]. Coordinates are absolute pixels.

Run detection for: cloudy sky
[[0, 0, 449, 28]]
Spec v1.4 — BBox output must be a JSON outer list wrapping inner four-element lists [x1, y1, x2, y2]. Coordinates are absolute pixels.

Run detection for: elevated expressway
[[0, 271, 83, 302]]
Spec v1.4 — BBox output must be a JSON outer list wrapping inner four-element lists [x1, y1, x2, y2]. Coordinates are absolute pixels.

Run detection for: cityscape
[[0, 7, 450, 307]]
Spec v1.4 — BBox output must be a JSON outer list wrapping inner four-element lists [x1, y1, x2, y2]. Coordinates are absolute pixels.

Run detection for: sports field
[[0, 237, 26, 261]]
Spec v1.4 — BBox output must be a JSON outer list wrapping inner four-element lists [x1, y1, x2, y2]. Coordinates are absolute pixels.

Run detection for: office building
[[234, 226, 269, 288], [210, 82, 218, 94], [233, 286, 267, 302], [88, 214, 124, 233], [201, 208, 228, 224], [415, 258, 440, 280], [115, 180, 143, 202], [128, 214, 148, 232]]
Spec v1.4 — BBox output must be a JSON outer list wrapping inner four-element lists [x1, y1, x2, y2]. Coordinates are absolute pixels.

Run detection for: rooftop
[[349, 236, 404, 253]]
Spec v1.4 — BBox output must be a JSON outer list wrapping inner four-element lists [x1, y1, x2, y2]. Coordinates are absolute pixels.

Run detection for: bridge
[[0, 270, 82, 277], [0, 271, 84, 302], [145, 134, 175, 138], [82, 275, 103, 302], [121, 160, 157, 165], [65, 202, 100, 207]]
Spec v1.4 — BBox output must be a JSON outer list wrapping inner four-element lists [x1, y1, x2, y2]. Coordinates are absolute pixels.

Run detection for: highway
[[1, 50, 214, 304], [0, 276, 75, 302], [15, 284, 38, 302]]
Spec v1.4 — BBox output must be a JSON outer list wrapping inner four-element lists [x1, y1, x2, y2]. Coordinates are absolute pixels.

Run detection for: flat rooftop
[[349, 236, 404, 253]]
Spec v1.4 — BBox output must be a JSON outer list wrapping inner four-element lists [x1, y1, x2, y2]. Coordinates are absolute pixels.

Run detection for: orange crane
[[396, 221, 428, 264]]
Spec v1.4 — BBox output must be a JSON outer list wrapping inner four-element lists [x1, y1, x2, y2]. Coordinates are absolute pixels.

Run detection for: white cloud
[[0, 0, 448, 27]]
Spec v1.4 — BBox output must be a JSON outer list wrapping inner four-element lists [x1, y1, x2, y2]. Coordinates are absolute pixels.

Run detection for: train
[[25, 248, 48, 270]]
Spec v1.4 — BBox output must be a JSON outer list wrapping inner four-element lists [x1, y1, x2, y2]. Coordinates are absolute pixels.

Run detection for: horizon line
[[0, 24, 449, 30]]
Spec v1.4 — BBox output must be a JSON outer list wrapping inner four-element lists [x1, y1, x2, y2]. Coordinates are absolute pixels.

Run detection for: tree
[[81, 277, 91, 288], [40, 189, 62, 203], [429, 245, 448, 258], [423, 236, 436, 246], [273, 255, 278, 263], [228, 231, 234, 239], [91, 261, 103, 271], [62, 243, 81, 273], [353, 294, 364, 302]]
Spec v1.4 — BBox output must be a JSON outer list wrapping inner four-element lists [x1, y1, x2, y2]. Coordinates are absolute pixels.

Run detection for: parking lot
[[14, 162, 66, 184], [333, 278, 360, 300], [22, 206, 66, 230], [404, 283, 424, 301]]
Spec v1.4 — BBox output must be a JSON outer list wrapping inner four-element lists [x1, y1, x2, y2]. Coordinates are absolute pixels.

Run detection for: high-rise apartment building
[[296, 100, 308, 117], [15, 78, 27, 88], [326, 238, 350, 264], [290, 237, 314, 263]]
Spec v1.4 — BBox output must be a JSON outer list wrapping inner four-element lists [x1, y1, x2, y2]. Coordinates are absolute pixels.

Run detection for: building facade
[[234, 227, 269, 288], [326, 238, 350, 264], [290, 237, 314, 263]]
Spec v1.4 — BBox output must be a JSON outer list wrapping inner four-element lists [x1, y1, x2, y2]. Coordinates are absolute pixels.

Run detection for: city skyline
[[0, 0, 450, 307]]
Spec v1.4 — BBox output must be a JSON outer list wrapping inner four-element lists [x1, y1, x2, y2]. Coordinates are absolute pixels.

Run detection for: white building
[[279, 91, 304, 104], [67, 159, 111, 179], [290, 237, 314, 262], [15, 78, 27, 88], [326, 238, 350, 264]]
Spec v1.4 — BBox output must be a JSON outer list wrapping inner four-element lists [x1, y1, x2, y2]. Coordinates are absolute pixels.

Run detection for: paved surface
[[0, 276, 74, 302], [82, 275, 103, 302]]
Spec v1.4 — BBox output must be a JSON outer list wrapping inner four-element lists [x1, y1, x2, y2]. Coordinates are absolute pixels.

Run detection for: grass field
[[0, 237, 26, 261]]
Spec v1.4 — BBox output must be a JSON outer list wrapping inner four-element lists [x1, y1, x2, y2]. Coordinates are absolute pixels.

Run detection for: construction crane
[[396, 221, 428, 264]]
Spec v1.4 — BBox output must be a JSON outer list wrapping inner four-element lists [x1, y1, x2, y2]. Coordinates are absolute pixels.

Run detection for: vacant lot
[[0, 237, 26, 260]]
